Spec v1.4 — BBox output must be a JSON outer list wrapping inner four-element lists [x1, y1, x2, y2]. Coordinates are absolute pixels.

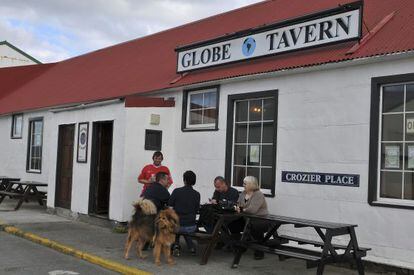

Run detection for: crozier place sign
[[176, 3, 362, 73], [281, 171, 360, 187]]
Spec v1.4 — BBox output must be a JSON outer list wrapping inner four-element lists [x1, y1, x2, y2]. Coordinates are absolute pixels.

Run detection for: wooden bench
[[278, 234, 371, 257], [232, 214, 369, 275], [0, 180, 47, 210]]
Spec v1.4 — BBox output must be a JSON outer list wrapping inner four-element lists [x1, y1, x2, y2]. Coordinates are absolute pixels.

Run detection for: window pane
[[235, 124, 247, 143], [204, 91, 217, 108], [381, 143, 402, 170], [249, 100, 262, 121], [263, 122, 274, 143], [30, 158, 36, 171], [405, 144, 414, 170], [261, 168, 273, 190], [246, 167, 260, 186], [263, 98, 274, 120], [262, 145, 273, 167], [405, 113, 414, 141], [405, 84, 414, 112], [382, 114, 403, 141], [248, 123, 261, 143], [189, 110, 202, 125], [190, 93, 203, 110], [34, 121, 42, 134], [382, 85, 404, 113], [234, 145, 246, 165], [404, 172, 414, 200], [13, 115, 22, 137], [235, 101, 248, 122], [203, 108, 216, 124], [247, 145, 260, 165], [380, 171, 402, 199], [233, 167, 245, 187]]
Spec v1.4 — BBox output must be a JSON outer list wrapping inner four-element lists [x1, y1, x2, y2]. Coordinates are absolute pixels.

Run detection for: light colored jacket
[[237, 190, 268, 216]]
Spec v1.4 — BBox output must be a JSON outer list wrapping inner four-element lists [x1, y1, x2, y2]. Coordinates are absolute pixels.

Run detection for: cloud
[[0, 0, 261, 63]]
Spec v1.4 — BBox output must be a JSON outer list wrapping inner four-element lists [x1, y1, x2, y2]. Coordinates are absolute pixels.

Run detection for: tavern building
[[1, 0, 414, 270]]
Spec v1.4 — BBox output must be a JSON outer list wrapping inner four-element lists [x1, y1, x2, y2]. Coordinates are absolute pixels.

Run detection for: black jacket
[[143, 182, 170, 212], [212, 186, 239, 203], [169, 185, 200, 226]]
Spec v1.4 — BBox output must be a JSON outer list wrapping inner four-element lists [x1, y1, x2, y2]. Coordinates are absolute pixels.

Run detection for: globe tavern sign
[[176, 2, 362, 73]]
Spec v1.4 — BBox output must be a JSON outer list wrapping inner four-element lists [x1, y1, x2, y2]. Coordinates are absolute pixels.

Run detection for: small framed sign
[[77, 122, 89, 163]]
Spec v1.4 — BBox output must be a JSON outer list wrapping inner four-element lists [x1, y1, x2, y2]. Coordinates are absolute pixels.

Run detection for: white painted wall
[[123, 56, 414, 268], [0, 101, 126, 221], [47, 101, 126, 221], [0, 43, 38, 67], [1, 54, 414, 268], [121, 106, 177, 221], [0, 110, 50, 184]]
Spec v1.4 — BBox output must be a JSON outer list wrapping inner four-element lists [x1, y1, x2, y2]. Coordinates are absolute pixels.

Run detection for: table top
[[9, 180, 47, 187], [0, 176, 20, 181], [241, 213, 357, 230]]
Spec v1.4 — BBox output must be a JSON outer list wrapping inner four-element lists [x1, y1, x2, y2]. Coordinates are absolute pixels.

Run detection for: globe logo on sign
[[242, 37, 256, 57]]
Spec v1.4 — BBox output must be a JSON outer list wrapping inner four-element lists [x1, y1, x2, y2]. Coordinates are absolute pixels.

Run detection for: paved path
[[0, 231, 117, 275], [0, 200, 388, 275]]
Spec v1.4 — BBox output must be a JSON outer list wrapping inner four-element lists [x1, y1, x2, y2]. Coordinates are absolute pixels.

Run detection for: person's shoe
[[214, 241, 225, 250], [190, 248, 196, 256], [171, 244, 181, 257], [254, 251, 265, 260], [142, 242, 150, 251]]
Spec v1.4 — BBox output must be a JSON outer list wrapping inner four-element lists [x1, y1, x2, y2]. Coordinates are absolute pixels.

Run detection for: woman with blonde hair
[[231, 176, 269, 260], [236, 176, 268, 216]]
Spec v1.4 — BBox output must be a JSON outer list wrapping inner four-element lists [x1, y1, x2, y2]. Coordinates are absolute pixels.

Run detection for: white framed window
[[11, 114, 23, 139], [27, 118, 43, 173], [226, 90, 278, 197], [182, 86, 219, 131], [377, 82, 414, 205]]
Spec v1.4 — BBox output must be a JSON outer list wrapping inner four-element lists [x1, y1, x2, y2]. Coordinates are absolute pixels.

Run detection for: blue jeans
[[175, 225, 196, 250]]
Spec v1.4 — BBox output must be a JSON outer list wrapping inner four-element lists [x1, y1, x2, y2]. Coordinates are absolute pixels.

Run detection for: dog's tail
[[132, 199, 157, 215]]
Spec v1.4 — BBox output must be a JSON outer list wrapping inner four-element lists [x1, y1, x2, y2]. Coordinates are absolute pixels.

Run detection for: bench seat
[[245, 242, 321, 262], [0, 191, 24, 198], [279, 234, 371, 256]]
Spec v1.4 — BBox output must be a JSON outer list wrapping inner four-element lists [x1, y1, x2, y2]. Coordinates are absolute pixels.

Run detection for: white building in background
[[0, 41, 40, 67], [0, 0, 414, 270]]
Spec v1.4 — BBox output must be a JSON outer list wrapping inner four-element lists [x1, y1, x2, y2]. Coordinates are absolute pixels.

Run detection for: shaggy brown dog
[[153, 208, 180, 266], [124, 199, 157, 260]]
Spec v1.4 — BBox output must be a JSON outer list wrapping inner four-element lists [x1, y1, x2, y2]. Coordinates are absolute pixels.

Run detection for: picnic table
[[232, 213, 370, 275], [0, 176, 20, 190], [178, 211, 241, 265], [0, 180, 47, 210]]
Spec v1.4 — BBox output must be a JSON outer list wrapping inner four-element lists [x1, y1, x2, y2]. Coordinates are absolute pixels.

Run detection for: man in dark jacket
[[169, 170, 200, 255], [143, 171, 170, 212], [210, 176, 239, 204]]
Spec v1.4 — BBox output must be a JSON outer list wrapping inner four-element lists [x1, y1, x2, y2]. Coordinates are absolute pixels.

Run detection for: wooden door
[[55, 124, 75, 209], [89, 121, 113, 215]]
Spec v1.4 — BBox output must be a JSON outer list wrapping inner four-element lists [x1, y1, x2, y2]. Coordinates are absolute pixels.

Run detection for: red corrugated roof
[[1, 0, 413, 115]]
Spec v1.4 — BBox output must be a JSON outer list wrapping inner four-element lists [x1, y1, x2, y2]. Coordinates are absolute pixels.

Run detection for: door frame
[[88, 120, 114, 216], [55, 123, 76, 209]]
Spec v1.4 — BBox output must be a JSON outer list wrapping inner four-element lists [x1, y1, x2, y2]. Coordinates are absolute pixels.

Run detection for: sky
[[0, 0, 262, 63]]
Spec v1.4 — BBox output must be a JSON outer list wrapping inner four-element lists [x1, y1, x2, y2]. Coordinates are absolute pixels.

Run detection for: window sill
[[26, 170, 42, 174], [369, 200, 414, 210], [181, 127, 219, 132]]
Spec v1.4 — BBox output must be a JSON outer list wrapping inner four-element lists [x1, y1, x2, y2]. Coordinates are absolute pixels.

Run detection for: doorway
[[55, 124, 75, 209], [89, 121, 113, 217]]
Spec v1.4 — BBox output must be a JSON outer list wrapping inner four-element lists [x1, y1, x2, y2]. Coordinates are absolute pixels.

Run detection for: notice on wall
[[407, 118, 414, 134], [281, 171, 359, 187], [384, 145, 400, 169], [249, 145, 260, 164], [408, 146, 414, 169]]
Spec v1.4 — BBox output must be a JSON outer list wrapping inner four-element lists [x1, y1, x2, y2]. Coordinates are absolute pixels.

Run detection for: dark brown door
[[55, 124, 75, 209], [89, 121, 113, 216]]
